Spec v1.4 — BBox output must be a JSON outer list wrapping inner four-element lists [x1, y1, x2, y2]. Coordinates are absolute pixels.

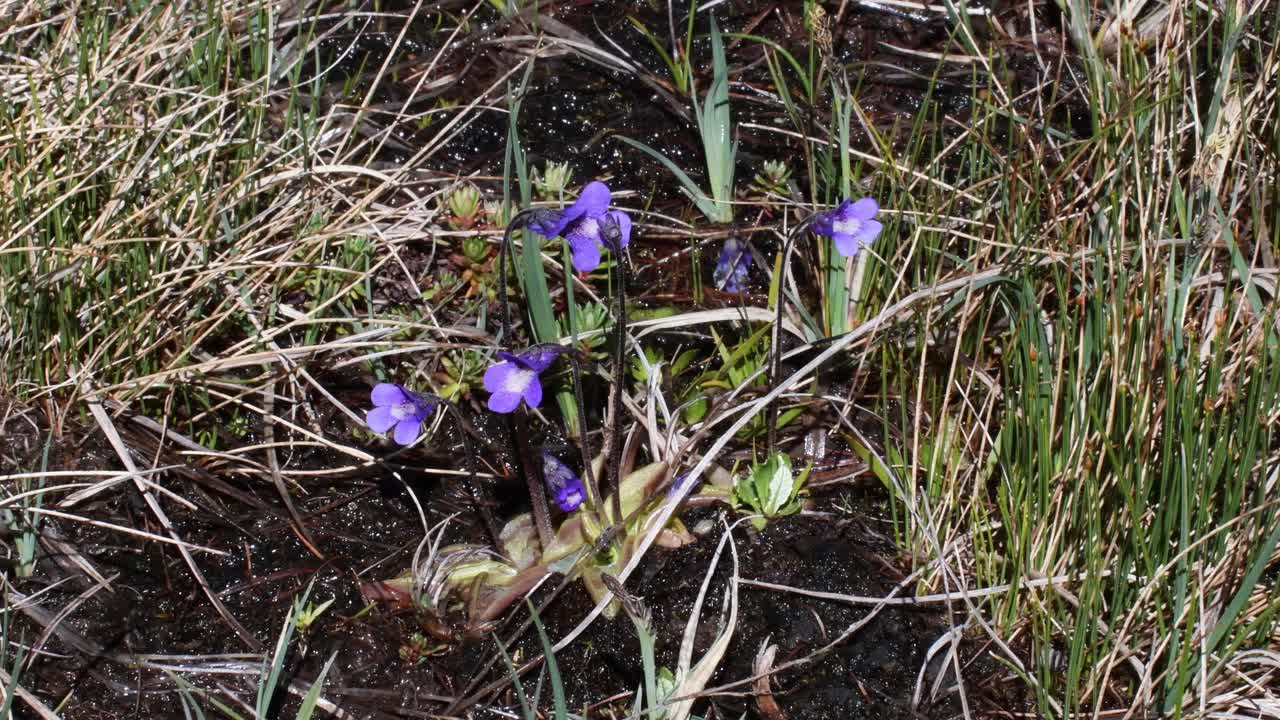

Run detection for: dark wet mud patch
[[302, 0, 1085, 198], [455, 511, 958, 719], [11, 431, 1028, 719], [9, 460, 498, 718]]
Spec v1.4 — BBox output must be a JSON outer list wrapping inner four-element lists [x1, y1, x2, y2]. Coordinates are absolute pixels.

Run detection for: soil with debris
[[10, 440, 983, 712], [8, 425, 1022, 718]]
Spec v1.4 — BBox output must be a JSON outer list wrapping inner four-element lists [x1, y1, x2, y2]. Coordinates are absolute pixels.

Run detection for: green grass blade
[[529, 601, 568, 719], [703, 18, 734, 218], [494, 632, 537, 720], [504, 64, 580, 434], [724, 32, 812, 100], [616, 136, 725, 222], [296, 651, 339, 720]]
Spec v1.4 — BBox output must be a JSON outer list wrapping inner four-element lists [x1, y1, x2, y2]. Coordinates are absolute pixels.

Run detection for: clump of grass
[[828, 1, 1280, 715]]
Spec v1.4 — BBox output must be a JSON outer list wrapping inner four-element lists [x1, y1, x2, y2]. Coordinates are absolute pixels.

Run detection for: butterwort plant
[[521, 181, 635, 522], [767, 196, 885, 452], [488, 181, 634, 545], [367, 383, 438, 446]]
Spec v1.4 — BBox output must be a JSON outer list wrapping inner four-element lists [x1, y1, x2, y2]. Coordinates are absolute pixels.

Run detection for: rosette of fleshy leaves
[[730, 452, 812, 530], [362, 458, 733, 625]]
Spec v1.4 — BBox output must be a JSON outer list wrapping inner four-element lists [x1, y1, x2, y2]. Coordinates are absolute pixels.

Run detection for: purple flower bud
[[542, 451, 586, 512], [669, 472, 701, 498], [812, 197, 883, 257], [528, 181, 631, 272], [713, 237, 751, 293], [482, 344, 572, 414], [366, 383, 437, 446]]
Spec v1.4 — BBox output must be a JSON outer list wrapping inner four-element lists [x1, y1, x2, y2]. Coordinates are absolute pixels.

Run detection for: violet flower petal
[[542, 452, 586, 512], [566, 230, 602, 273], [366, 406, 397, 433], [484, 361, 536, 414], [371, 383, 405, 407], [855, 219, 883, 245], [535, 181, 612, 239], [393, 418, 421, 446], [572, 181, 611, 218], [522, 376, 543, 408], [556, 485, 584, 512], [669, 472, 702, 498], [832, 232, 860, 257], [483, 361, 517, 392], [714, 238, 751, 292], [850, 197, 879, 220], [488, 390, 523, 413]]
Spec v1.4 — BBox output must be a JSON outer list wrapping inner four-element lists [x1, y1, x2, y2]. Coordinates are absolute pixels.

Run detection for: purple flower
[[813, 197, 883, 257], [529, 181, 631, 273], [367, 383, 437, 446], [482, 344, 570, 413], [713, 237, 751, 293], [542, 451, 586, 512]]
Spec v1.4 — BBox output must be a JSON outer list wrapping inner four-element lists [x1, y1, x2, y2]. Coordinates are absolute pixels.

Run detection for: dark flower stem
[[513, 411, 554, 546], [497, 208, 539, 345], [767, 212, 822, 455], [607, 251, 629, 525], [497, 209, 556, 547], [566, 353, 601, 507]]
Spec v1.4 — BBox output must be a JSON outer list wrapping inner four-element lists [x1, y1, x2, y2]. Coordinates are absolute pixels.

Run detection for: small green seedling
[[749, 159, 791, 198], [462, 235, 490, 265], [293, 596, 335, 635], [399, 632, 447, 665], [440, 349, 486, 401], [732, 452, 811, 529]]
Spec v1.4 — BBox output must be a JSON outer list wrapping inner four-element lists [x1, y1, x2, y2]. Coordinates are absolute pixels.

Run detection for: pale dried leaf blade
[[753, 638, 787, 720], [668, 520, 741, 720]]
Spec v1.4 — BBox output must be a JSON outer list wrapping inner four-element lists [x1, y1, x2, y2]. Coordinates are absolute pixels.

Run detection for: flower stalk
[[766, 213, 821, 455], [767, 198, 883, 454], [602, 216, 630, 526]]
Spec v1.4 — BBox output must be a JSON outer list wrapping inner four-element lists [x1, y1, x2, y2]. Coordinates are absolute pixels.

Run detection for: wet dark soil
[[9, 445, 976, 720], [534, 510, 956, 720], [313, 0, 1088, 198]]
